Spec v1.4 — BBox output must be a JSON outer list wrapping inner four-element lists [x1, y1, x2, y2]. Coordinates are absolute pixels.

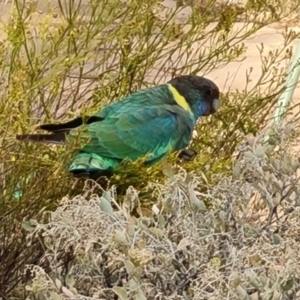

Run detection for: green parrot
[[16, 75, 220, 177]]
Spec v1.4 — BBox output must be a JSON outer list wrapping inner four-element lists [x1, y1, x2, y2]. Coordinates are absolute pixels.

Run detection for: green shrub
[[0, 0, 299, 297]]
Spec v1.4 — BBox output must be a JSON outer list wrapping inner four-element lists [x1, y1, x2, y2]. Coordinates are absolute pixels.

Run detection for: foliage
[[23, 121, 300, 299], [0, 0, 299, 297]]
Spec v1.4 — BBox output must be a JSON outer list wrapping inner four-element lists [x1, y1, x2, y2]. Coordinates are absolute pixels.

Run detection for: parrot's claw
[[178, 149, 198, 162]]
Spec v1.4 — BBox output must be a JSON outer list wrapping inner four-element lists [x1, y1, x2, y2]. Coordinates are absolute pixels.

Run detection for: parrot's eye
[[206, 88, 212, 96]]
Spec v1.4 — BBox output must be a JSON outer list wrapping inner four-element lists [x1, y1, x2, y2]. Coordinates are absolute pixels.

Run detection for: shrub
[[0, 0, 299, 297], [24, 121, 300, 299]]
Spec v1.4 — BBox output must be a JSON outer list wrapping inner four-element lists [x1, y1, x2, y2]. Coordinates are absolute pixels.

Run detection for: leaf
[[177, 237, 191, 251], [44, 237, 53, 249], [62, 286, 75, 297], [199, 171, 209, 184], [137, 239, 146, 249], [113, 229, 129, 246], [161, 161, 175, 180], [100, 196, 114, 215], [270, 290, 282, 300], [112, 287, 129, 300], [232, 162, 241, 178], [49, 292, 62, 300], [134, 266, 144, 279], [135, 287, 147, 300], [102, 190, 113, 202], [65, 274, 75, 288], [22, 219, 37, 232], [244, 151, 255, 161], [189, 189, 207, 211], [290, 156, 299, 171], [265, 144, 276, 155], [126, 217, 135, 238], [272, 234, 282, 245], [157, 215, 166, 229], [210, 257, 221, 269], [281, 277, 294, 291], [148, 228, 165, 239], [254, 144, 264, 158], [230, 271, 241, 287], [69, 286, 78, 295], [137, 206, 153, 217], [152, 204, 160, 215], [55, 278, 62, 289], [129, 278, 139, 291], [250, 254, 262, 266], [124, 260, 135, 276], [235, 285, 249, 299], [246, 134, 255, 147], [194, 198, 207, 211], [161, 201, 176, 214]]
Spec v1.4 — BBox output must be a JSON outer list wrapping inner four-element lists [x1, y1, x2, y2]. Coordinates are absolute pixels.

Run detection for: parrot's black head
[[168, 75, 220, 119]]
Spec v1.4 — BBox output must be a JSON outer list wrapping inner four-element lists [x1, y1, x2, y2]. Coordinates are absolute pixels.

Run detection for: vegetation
[[0, 0, 299, 298], [23, 123, 300, 299]]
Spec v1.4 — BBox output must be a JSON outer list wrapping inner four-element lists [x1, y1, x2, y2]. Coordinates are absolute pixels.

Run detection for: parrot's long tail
[[16, 115, 115, 178], [16, 115, 104, 145], [16, 132, 68, 144]]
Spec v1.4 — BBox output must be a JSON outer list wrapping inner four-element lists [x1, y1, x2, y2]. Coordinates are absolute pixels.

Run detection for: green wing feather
[[80, 107, 190, 161], [70, 85, 195, 165]]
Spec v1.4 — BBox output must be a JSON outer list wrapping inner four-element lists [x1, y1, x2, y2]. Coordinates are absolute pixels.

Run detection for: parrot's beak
[[213, 98, 221, 112]]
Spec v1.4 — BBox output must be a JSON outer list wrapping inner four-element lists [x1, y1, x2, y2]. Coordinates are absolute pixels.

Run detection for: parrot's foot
[[178, 149, 198, 162]]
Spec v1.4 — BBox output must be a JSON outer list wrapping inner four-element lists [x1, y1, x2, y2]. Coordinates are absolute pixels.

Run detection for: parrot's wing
[[76, 105, 194, 162], [96, 84, 172, 117]]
